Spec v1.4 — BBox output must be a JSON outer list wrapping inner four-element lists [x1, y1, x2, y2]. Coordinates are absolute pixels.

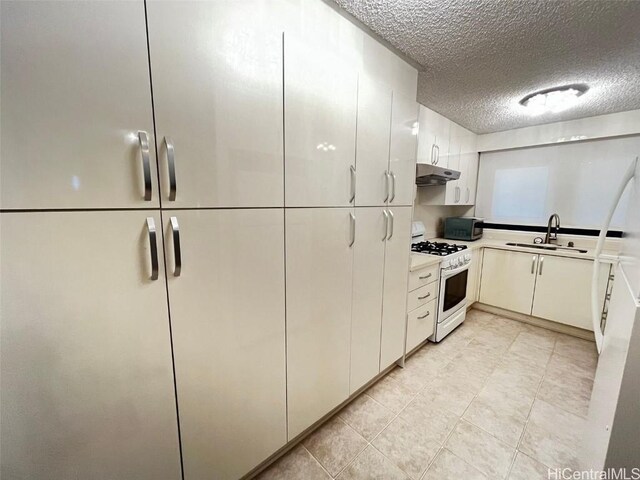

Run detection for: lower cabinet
[[480, 248, 611, 330], [163, 209, 287, 480], [380, 207, 413, 368], [479, 248, 538, 315], [405, 263, 440, 352], [466, 248, 482, 304], [0, 211, 181, 480], [285, 208, 354, 438]]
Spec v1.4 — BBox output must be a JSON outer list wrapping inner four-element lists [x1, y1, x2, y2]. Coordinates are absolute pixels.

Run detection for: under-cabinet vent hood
[[416, 163, 461, 186]]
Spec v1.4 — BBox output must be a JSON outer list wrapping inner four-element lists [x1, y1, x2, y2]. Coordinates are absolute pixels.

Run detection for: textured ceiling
[[331, 0, 640, 133]]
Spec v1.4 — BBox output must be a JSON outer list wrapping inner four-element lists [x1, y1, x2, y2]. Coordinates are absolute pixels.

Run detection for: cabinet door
[[285, 36, 358, 207], [1, 2, 158, 209], [479, 249, 538, 315], [380, 206, 413, 369], [0, 212, 180, 480], [416, 107, 437, 165], [147, 1, 284, 208], [466, 248, 481, 303], [389, 93, 419, 206], [163, 209, 286, 479], [532, 256, 610, 330], [461, 152, 479, 205], [355, 79, 392, 207], [286, 208, 354, 437], [351, 208, 386, 393], [444, 125, 462, 205]]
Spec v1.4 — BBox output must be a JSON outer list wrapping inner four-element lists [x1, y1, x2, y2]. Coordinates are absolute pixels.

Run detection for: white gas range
[[411, 222, 471, 342]]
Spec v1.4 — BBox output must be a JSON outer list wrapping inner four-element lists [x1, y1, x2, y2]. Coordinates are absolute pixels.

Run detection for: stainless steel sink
[[505, 242, 587, 254]]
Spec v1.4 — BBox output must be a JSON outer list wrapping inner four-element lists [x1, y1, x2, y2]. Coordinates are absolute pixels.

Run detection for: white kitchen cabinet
[[444, 125, 462, 205], [380, 206, 413, 369], [531, 255, 610, 330], [350, 208, 386, 392], [162, 209, 286, 480], [286, 208, 354, 437], [466, 248, 482, 304], [479, 248, 539, 315], [406, 300, 437, 353], [355, 79, 393, 207], [459, 152, 480, 205], [284, 35, 358, 207], [0, 212, 180, 479], [147, 1, 284, 208], [1, 1, 158, 209], [388, 94, 419, 206], [416, 106, 449, 166]]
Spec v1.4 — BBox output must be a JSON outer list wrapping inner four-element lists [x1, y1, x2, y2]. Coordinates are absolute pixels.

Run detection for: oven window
[[444, 270, 468, 312]]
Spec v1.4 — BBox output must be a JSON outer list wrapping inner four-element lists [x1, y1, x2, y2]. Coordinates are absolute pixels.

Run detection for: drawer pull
[[419, 273, 433, 280], [417, 311, 431, 319], [418, 292, 431, 300]]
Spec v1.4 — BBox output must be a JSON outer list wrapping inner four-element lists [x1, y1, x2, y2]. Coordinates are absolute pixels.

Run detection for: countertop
[[410, 236, 619, 272]]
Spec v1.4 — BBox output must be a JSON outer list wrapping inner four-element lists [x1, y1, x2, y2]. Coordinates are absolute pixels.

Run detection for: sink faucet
[[545, 214, 560, 244]]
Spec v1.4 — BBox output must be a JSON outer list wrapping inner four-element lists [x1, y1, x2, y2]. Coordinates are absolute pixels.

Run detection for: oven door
[[439, 267, 468, 322]]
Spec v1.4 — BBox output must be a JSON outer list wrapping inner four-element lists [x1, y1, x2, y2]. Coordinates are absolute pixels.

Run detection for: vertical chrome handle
[[139, 131, 152, 201], [435, 145, 440, 165], [384, 171, 390, 202], [531, 255, 536, 274], [164, 137, 177, 201], [349, 213, 355, 247], [466, 187, 470, 203], [430, 144, 436, 165], [350, 165, 356, 203], [539, 256, 544, 276], [390, 172, 397, 203], [387, 209, 394, 240], [146, 217, 159, 280], [170, 216, 182, 277], [382, 210, 389, 241]]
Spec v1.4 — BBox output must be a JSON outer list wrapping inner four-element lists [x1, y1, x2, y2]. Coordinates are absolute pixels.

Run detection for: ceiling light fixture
[[520, 84, 588, 115]]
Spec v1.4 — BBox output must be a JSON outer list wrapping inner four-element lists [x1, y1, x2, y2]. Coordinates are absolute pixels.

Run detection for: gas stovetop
[[411, 241, 468, 257]]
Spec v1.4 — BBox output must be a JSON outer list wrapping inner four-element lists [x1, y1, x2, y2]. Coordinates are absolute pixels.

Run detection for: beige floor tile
[[422, 449, 488, 480], [372, 416, 441, 479], [537, 369, 593, 418], [303, 417, 367, 477], [520, 324, 558, 350], [546, 352, 596, 382], [508, 451, 550, 480], [462, 394, 529, 447], [398, 396, 459, 444], [484, 363, 542, 398], [256, 445, 331, 480], [420, 377, 476, 416], [339, 394, 395, 441], [519, 399, 585, 470], [336, 445, 409, 480], [508, 336, 553, 367], [446, 420, 516, 478], [389, 361, 432, 394], [366, 375, 415, 414], [553, 335, 598, 371], [465, 309, 497, 325]]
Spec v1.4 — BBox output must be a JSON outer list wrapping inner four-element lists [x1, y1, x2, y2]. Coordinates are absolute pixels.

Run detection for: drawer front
[[406, 299, 436, 353], [409, 264, 439, 291], [407, 282, 438, 312]]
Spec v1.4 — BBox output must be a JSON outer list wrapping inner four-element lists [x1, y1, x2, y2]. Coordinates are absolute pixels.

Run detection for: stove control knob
[[465, 253, 472, 262]]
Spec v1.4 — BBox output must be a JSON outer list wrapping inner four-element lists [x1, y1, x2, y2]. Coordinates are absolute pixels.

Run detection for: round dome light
[[520, 85, 588, 115]]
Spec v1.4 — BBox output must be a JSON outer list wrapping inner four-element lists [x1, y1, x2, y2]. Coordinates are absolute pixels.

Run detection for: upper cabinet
[[388, 93, 420, 206], [416, 107, 450, 167], [0, 1, 157, 209], [146, 1, 284, 208], [355, 79, 393, 207], [284, 34, 358, 207]]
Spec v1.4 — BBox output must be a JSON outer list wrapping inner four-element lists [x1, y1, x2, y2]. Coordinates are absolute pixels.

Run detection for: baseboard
[[472, 302, 595, 341]]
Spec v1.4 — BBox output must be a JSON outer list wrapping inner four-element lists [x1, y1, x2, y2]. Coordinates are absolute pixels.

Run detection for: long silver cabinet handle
[[531, 255, 536, 274], [349, 213, 356, 247], [431, 144, 436, 165], [539, 256, 544, 276], [387, 209, 394, 240], [164, 137, 177, 201], [382, 210, 389, 241], [170, 216, 182, 277], [417, 311, 431, 319], [138, 131, 152, 201], [418, 292, 431, 300], [390, 172, 397, 203], [419, 272, 432, 280], [146, 217, 159, 280], [384, 171, 390, 202], [435, 145, 440, 165], [350, 165, 356, 203]]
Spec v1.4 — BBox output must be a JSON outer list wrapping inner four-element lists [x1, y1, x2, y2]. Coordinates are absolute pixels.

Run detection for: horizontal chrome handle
[[419, 273, 432, 280], [418, 292, 431, 300], [417, 311, 430, 319]]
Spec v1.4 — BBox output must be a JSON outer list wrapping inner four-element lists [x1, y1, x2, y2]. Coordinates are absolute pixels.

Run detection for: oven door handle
[[441, 264, 470, 277]]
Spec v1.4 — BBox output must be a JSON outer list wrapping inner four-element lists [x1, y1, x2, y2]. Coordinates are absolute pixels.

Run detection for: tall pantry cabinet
[[1, 1, 419, 478]]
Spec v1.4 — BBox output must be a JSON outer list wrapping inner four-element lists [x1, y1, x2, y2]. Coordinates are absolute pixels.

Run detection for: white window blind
[[476, 136, 640, 229]]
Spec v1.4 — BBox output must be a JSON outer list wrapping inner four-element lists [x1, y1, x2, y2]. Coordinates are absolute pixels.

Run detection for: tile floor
[[256, 308, 598, 480]]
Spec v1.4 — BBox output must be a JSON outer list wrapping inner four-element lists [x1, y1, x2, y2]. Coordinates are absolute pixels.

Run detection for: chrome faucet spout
[[545, 214, 560, 244]]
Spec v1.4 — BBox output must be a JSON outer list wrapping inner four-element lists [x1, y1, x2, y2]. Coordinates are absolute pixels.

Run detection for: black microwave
[[444, 217, 483, 241]]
